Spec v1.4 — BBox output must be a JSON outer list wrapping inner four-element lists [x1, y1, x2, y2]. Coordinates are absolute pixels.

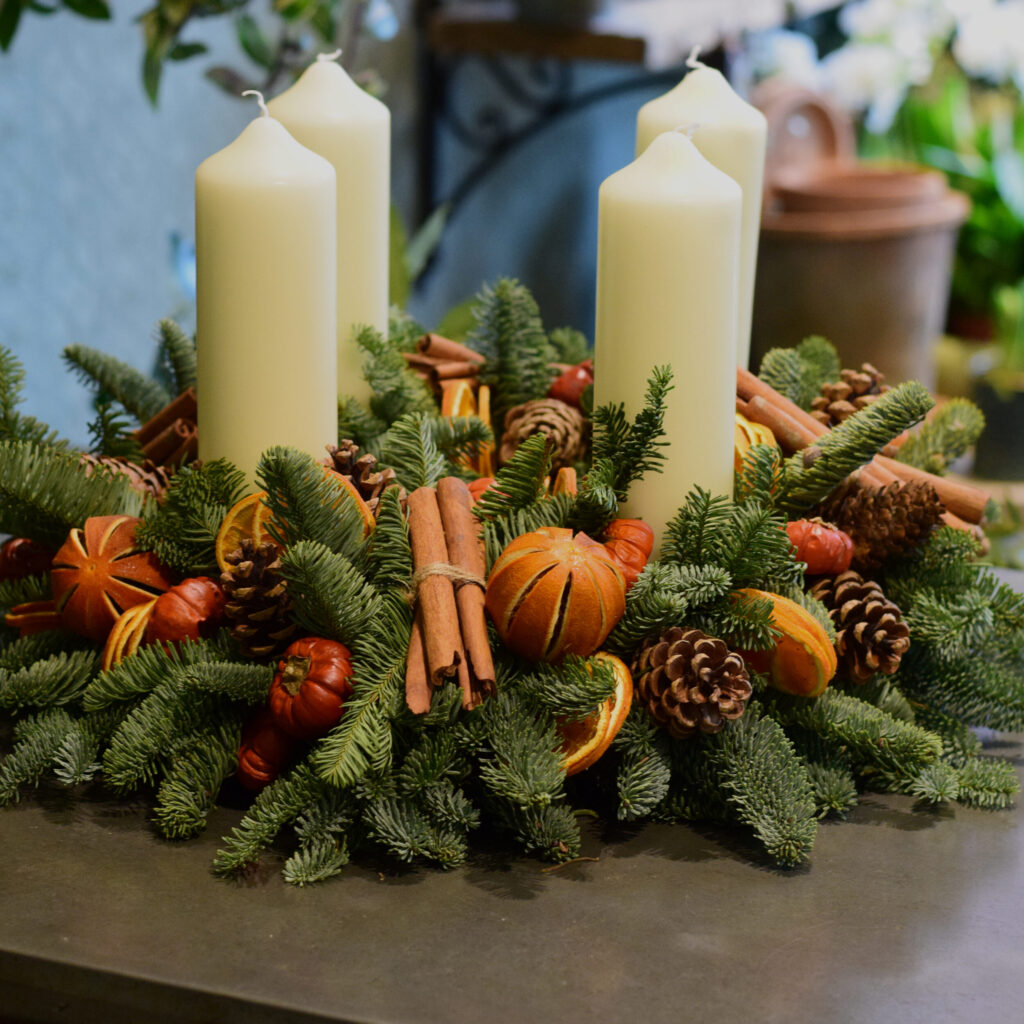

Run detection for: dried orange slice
[[215, 493, 274, 572], [324, 469, 376, 537], [441, 378, 477, 419], [475, 383, 495, 476], [101, 598, 157, 671], [551, 466, 578, 496], [558, 653, 633, 776]]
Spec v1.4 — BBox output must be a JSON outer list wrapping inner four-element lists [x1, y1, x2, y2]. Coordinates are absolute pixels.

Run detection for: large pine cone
[[820, 478, 944, 571], [632, 627, 752, 739], [81, 454, 173, 498], [809, 570, 910, 682], [811, 363, 890, 426], [325, 440, 405, 517], [500, 398, 587, 469], [220, 539, 298, 659]]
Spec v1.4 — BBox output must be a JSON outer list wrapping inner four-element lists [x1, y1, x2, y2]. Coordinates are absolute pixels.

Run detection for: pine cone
[[808, 570, 910, 682], [220, 539, 298, 659], [81, 454, 173, 498], [632, 627, 752, 739], [820, 479, 944, 571], [500, 398, 587, 469], [325, 440, 405, 516], [811, 363, 890, 426]]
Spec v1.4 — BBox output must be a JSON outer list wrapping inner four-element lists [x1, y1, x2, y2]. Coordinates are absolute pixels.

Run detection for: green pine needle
[[956, 757, 1020, 809], [896, 398, 985, 475], [0, 648, 98, 712], [63, 343, 170, 423], [376, 412, 446, 491], [155, 319, 197, 395], [0, 346, 65, 449], [0, 708, 75, 803]]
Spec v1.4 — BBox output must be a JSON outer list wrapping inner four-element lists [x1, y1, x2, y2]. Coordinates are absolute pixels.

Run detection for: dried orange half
[[215, 492, 274, 572], [558, 652, 634, 776]]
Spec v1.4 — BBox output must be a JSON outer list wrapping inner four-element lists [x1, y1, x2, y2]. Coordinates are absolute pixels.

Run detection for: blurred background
[[2, 0, 1024, 545]]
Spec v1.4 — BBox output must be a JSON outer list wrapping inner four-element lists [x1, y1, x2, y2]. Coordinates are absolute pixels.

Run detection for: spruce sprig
[[517, 654, 617, 721], [757, 335, 840, 411], [86, 396, 144, 460], [896, 398, 985, 475], [62, 343, 171, 423], [0, 346, 65, 449], [0, 441, 146, 548], [0, 649, 98, 712], [155, 319, 197, 395], [0, 708, 76, 804], [376, 412, 446, 491]]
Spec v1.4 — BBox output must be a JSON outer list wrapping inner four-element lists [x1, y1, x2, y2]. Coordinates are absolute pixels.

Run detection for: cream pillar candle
[[196, 92, 337, 483], [594, 131, 741, 550], [268, 52, 390, 406], [636, 50, 767, 369]]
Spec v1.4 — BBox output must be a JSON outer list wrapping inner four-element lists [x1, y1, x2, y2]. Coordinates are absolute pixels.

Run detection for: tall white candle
[[269, 53, 390, 406], [594, 131, 741, 550], [196, 93, 338, 483], [636, 51, 766, 369]]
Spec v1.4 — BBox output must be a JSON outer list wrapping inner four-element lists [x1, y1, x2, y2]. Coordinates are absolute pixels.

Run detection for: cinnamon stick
[[141, 417, 193, 465], [737, 368, 828, 443], [746, 395, 815, 453], [166, 422, 198, 465], [402, 352, 447, 371], [406, 487, 464, 685], [134, 388, 197, 448], [405, 611, 432, 714], [436, 476, 495, 709], [434, 360, 481, 381], [418, 333, 485, 365], [875, 455, 989, 524], [736, 396, 752, 417]]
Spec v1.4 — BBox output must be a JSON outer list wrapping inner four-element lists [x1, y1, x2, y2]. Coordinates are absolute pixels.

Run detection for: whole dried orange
[[558, 653, 633, 776], [51, 516, 174, 643]]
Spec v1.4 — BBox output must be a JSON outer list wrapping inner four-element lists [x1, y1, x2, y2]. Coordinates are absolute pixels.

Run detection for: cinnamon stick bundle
[[134, 387, 197, 448], [875, 455, 989, 524], [406, 487, 464, 703], [437, 476, 494, 709], [418, 333, 485, 365], [141, 418, 195, 465], [405, 611, 431, 715]]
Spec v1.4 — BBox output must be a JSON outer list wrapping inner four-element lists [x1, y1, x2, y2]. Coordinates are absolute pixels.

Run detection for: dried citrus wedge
[[558, 653, 633, 776], [324, 469, 376, 537], [215, 492, 274, 572], [441, 378, 477, 419], [101, 598, 157, 671], [475, 383, 495, 476]]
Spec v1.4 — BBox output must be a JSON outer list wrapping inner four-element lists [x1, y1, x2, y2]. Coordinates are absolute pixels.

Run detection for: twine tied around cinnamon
[[405, 562, 485, 604]]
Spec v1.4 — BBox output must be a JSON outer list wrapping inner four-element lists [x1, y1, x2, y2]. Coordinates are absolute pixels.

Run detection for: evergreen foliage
[[135, 458, 246, 574], [464, 279, 558, 428], [896, 398, 985, 475], [0, 649, 98, 712], [62, 343, 171, 423], [0, 708, 75, 803], [548, 327, 590, 366], [377, 412, 447, 492], [154, 319, 197, 395], [0, 346, 65, 449], [0, 574, 52, 617], [0, 441, 146, 547], [86, 396, 144, 460], [614, 707, 672, 821], [758, 336, 840, 411]]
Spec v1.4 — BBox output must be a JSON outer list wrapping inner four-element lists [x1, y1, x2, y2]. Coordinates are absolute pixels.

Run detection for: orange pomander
[[51, 515, 175, 643], [485, 527, 626, 662], [600, 518, 654, 591]]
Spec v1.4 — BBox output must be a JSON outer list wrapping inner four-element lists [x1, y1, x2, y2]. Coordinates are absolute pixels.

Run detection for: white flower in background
[[954, 1, 1024, 89], [748, 29, 822, 89], [821, 41, 912, 131]]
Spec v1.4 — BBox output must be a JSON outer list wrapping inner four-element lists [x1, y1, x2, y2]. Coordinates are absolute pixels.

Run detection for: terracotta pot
[[774, 163, 947, 213]]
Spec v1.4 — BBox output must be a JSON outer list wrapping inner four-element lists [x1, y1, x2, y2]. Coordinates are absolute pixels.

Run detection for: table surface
[[3, 736, 1024, 1024]]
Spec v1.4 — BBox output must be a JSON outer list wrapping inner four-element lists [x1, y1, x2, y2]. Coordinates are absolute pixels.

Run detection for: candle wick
[[317, 49, 342, 62], [241, 89, 270, 118], [686, 45, 704, 70], [673, 123, 699, 140]]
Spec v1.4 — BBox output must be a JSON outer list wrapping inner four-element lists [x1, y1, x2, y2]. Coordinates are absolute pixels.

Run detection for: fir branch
[[491, 801, 581, 861], [62, 344, 170, 423], [0, 708, 75, 803], [0, 573, 52, 615], [364, 796, 469, 867], [779, 381, 934, 514], [735, 444, 785, 507], [0, 346, 65, 448], [757, 337, 841, 412], [912, 703, 983, 766], [354, 324, 437, 427], [84, 637, 227, 711], [258, 446, 369, 560], [570, 366, 672, 535], [518, 654, 617, 721], [0, 630, 87, 672], [337, 396, 388, 452], [282, 838, 350, 886], [465, 278, 557, 428], [773, 689, 942, 786], [615, 708, 671, 821], [428, 415, 492, 467], [135, 458, 245, 575], [213, 761, 325, 877], [153, 718, 240, 839], [86, 395, 144, 460], [396, 732, 462, 795], [805, 762, 859, 818], [896, 398, 985, 476], [0, 441, 146, 547], [899, 656, 1024, 732], [956, 757, 1019, 809], [52, 707, 125, 786], [481, 495, 573, 568], [376, 412, 446, 491], [548, 327, 589, 365], [0, 648, 98, 712], [906, 762, 960, 804], [473, 433, 551, 523], [364, 486, 413, 588], [311, 592, 410, 787], [155, 319, 197, 395], [696, 590, 779, 653], [708, 708, 818, 867], [181, 662, 274, 705], [757, 347, 803, 407], [278, 541, 382, 645], [422, 781, 481, 832]]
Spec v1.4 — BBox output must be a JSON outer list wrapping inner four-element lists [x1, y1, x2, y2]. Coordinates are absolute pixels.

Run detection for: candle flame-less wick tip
[[318, 49, 342, 62], [241, 89, 270, 117], [673, 123, 699, 140], [686, 45, 704, 69]]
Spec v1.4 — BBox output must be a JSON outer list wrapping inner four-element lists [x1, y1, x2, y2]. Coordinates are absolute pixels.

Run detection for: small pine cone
[[810, 363, 890, 426], [820, 478, 944, 571], [220, 539, 298, 659], [81, 454, 173, 498], [632, 627, 752, 739], [500, 398, 588, 469], [808, 570, 910, 682], [325, 440, 406, 517]]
